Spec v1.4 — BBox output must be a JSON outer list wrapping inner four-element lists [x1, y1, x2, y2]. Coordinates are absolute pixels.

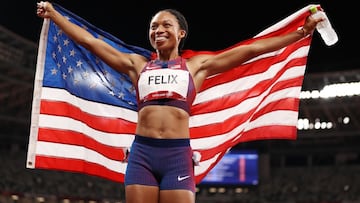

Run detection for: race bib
[[138, 69, 190, 101]]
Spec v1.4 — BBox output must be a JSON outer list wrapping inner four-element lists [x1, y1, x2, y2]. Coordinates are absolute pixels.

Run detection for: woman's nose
[[155, 25, 165, 33]]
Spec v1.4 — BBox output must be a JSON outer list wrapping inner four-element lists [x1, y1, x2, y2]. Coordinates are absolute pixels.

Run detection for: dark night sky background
[[0, 0, 358, 74]]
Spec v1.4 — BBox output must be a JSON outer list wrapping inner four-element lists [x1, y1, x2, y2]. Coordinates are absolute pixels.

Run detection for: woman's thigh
[[125, 184, 159, 203], [160, 189, 195, 203]]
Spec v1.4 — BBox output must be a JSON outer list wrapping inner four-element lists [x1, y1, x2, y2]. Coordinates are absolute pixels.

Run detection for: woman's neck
[[156, 50, 179, 61]]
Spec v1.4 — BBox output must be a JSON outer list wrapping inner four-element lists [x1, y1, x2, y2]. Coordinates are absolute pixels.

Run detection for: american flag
[[27, 3, 317, 184]]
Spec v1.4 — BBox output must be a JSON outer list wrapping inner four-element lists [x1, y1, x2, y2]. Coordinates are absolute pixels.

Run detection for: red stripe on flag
[[38, 128, 127, 161], [238, 125, 298, 142], [190, 97, 300, 139], [40, 100, 136, 134], [35, 156, 125, 182]]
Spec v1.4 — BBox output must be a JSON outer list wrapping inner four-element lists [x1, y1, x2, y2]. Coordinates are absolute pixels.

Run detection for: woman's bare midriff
[[136, 105, 190, 139]]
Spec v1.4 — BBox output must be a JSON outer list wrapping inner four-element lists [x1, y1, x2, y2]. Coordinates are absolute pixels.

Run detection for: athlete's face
[[149, 11, 186, 52]]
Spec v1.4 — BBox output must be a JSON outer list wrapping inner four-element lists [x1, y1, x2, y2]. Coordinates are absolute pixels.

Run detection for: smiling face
[[149, 11, 186, 54]]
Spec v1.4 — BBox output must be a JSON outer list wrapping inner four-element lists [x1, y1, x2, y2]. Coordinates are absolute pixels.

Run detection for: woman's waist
[[133, 134, 191, 148], [136, 105, 190, 138], [135, 124, 190, 139], [137, 106, 189, 124]]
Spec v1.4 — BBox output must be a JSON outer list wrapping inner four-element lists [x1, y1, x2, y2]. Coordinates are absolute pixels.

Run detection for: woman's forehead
[[151, 11, 176, 23]]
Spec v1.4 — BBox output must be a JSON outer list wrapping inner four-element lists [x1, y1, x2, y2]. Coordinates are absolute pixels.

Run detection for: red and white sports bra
[[136, 57, 196, 114]]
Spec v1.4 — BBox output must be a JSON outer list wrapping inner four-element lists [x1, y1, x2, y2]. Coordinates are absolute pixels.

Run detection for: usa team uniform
[[124, 57, 197, 192]]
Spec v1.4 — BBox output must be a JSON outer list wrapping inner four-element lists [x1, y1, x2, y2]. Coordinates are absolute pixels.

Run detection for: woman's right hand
[[36, 1, 54, 18]]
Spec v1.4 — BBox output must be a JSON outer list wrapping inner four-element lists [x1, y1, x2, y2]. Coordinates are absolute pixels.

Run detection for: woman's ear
[[179, 30, 186, 39]]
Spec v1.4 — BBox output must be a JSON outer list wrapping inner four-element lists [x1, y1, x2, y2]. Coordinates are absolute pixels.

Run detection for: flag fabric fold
[[27, 3, 317, 184]]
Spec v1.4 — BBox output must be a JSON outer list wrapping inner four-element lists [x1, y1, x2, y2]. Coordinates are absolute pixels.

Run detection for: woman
[[36, 2, 320, 203]]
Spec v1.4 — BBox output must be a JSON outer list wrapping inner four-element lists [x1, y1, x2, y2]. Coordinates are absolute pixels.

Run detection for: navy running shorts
[[124, 135, 196, 193]]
